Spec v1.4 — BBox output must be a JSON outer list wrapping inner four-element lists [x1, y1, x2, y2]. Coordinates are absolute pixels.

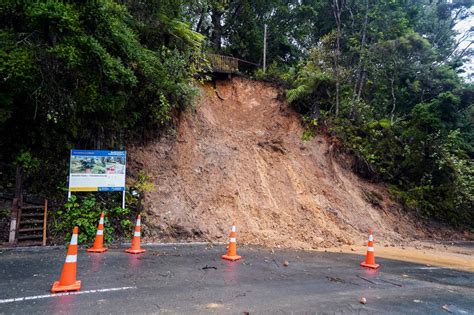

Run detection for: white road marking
[[0, 286, 136, 304]]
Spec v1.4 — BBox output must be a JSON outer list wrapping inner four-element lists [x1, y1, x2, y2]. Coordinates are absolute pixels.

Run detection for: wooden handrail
[[207, 54, 260, 74], [208, 54, 238, 73]]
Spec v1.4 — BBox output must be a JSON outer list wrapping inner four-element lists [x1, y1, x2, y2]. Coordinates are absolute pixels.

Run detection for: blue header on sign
[[98, 187, 125, 192], [71, 150, 126, 157]]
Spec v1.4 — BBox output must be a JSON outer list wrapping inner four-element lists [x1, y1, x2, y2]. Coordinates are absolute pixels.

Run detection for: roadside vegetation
[[0, 1, 204, 241], [0, 0, 472, 242]]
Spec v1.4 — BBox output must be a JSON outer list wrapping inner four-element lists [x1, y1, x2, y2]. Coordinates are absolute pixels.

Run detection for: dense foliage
[[0, 0, 204, 198], [1, 0, 472, 236], [0, 0, 206, 241], [286, 1, 473, 225], [51, 195, 132, 244]]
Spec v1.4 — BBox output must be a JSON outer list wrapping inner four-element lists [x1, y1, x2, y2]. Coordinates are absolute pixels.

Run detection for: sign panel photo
[[69, 150, 126, 192]]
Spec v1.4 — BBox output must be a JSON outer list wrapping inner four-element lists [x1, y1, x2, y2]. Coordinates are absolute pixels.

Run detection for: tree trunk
[[14, 165, 23, 200], [332, 0, 345, 117], [350, 0, 369, 119], [210, 7, 224, 51], [195, 7, 206, 33], [390, 76, 396, 124]]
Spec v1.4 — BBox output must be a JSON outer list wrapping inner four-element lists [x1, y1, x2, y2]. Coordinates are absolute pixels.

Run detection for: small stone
[[283, 261, 289, 267], [359, 297, 367, 304], [441, 304, 452, 313], [206, 303, 222, 309]]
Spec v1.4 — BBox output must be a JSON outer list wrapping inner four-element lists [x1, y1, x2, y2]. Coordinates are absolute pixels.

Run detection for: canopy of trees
[[0, 0, 205, 195], [1, 0, 473, 226]]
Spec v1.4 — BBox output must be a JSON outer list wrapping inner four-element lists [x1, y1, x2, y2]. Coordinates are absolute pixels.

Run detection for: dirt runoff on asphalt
[[323, 241, 474, 272], [128, 76, 473, 251]]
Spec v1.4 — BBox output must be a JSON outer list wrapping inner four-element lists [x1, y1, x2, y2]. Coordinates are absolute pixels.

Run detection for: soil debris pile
[[129, 77, 434, 249]]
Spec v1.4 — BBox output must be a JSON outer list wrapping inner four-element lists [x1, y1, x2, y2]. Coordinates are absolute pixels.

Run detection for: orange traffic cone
[[222, 223, 241, 261], [125, 215, 146, 254], [51, 226, 81, 292], [360, 229, 380, 269], [87, 213, 107, 253]]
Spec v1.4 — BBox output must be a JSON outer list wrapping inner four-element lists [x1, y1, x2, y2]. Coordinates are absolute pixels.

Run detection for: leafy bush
[[51, 195, 132, 244], [287, 59, 473, 226], [254, 62, 295, 84], [0, 1, 205, 200], [301, 117, 318, 141]]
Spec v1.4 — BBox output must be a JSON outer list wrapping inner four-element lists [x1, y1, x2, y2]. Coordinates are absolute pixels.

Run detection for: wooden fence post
[[43, 199, 48, 246], [9, 198, 18, 244]]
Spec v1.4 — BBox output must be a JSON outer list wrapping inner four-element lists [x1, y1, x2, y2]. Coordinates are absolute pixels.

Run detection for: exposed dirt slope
[[129, 77, 460, 249]]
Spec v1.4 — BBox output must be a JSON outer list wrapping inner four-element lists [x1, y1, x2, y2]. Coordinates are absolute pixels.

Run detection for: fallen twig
[[202, 265, 217, 270], [326, 276, 345, 283], [380, 278, 402, 287], [356, 275, 376, 285]]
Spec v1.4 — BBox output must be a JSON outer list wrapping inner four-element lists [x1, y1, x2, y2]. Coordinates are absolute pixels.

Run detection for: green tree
[[0, 0, 204, 198], [285, 0, 473, 225]]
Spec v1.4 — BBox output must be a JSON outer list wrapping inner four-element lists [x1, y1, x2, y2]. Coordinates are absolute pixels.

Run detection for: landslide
[[128, 77, 459, 249]]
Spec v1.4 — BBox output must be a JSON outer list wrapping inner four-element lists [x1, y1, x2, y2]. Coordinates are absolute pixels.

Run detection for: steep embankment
[[129, 77, 437, 249]]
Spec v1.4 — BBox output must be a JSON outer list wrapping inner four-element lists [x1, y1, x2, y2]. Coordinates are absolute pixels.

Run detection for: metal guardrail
[[207, 54, 259, 74]]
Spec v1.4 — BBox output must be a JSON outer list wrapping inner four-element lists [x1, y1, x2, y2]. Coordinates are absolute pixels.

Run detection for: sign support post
[[122, 191, 126, 209]]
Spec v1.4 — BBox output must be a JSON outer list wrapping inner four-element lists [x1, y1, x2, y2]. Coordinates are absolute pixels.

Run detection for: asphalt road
[[0, 244, 473, 314]]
